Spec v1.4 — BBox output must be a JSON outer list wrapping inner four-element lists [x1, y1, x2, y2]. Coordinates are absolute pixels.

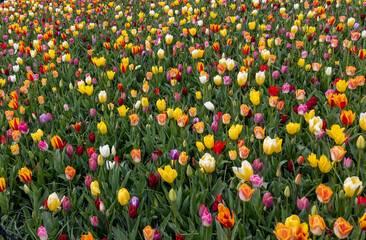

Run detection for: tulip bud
[[99, 201, 105, 213], [183, 140, 187, 147], [339, 190, 345, 200], [357, 135, 365, 149], [59, 80, 63, 88], [69, 83, 73, 90], [208, 84, 212, 91], [276, 167, 281, 177], [154, 198, 159, 207], [24, 184, 31, 194], [297, 156, 304, 165], [28, 151, 34, 159], [186, 165, 194, 177], [98, 155, 104, 166], [295, 174, 302, 185], [284, 186, 290, 197], [311, 205, 318, 215], [169, 188, 177, 202]]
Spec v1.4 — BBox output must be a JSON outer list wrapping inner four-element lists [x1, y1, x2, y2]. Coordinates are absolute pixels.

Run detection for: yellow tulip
[[158, 165, 178, 183], [203, 135, 214, 149], [90, 181, 101, 196], [156, 99, 166, 111], [118, 188, 130, 206], [97, 121, 107, 134], [117, 105, 129, 117], [286, 122, 300, 135], [343, 177, 363, 197], [318, 155, 332, 173], [47, 192, 62, 212], [232, 160, 253, 182], [250, 89, 260, 106]]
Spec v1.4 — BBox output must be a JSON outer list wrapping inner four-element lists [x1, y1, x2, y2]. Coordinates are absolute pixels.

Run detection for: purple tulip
[[152, 153, 158, 162], [85, 175, 92, 188], [211, 121, 219, 133], [262, 193, 273, 208], [281, 66, 288, 74], [174, 93, 181, 102], [39, 114, 48, 124], [170, 149, 179, 160], [62, 197, 71, 211], [131, 196, 139, 208], [66, 145, 74, 156], [153, 229, 161, 240], [272, 70, 280, 79], [253, 158, 263, 172], [297, 197, 309, 211], [254, 113, 263, 123], [187, 66, 192, 74]]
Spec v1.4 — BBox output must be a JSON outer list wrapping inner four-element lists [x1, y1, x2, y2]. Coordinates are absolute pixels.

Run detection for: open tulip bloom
[[2, 0, 366, 239]]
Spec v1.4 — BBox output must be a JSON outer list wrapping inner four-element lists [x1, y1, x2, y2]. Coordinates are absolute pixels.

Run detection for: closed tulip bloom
[[360, 113, 366, 130], [343, 176, 363, 197], [254, 126, 265, 139], [237, 71, 248, 86], [262, 193, 273, 207], [228, 124, 243, 140], [158, 165, 178, 183], [156, 113, 167, 126], [37, 226, 48, 240], [0, 178, 6, 192], [47, 192, 61, 212], [238, 145, 250, 159], [141, 97, 149, 108], [129, 114, 139, 126], [309, 215, 326, 236], [194, 122, 204, 134], [130, 149, 141, 163], [97, 121, 107, 134], [250, 174, 263, 187], [51, 135, 63, 149], [90, 181, 101, 196], [340, 110, 355, 125], [318, 155, 332, 173], [204, 101, 215, 111], [358, 212, 366, 231], [336, 80, 348, 93], [156, 99, 166, 111], [330, 146, 346, 162], [222, 114, 231, 125], [275, 138, 283, 153], [297, 197, 309, 211], [98, 91, 107, 103], [65, 166, 76, 180], [178, 152, 188, 165], [232, 160, 253, 182], [215, 203, 235, 229], [334, 217, 353, 239], [228, 150, 237, 160], [143, 226, 155, 240], [81, 232, 95, 240], [62, 197, 71, 211], [18, 167, 32, 183], [201, 210, 212, 227], [286, 122, 300, 135], [99, 145, 110, 158], [316, 184, 333, 203], [196, 141, 205, 152], [203, 135, 214, 149], [250, 89, 260, 105], [326, 124, 347, 145], [199, 153, 216, 173], [239, 183, 255, 202], [263, 136, 277, 155], [118, 188, 130, 206]]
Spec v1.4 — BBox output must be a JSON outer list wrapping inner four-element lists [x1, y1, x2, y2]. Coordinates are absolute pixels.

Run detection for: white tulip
[[204, 102, 215, 111], [99, 145, 110, 158]]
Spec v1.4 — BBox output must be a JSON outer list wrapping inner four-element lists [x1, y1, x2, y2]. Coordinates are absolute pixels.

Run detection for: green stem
[[243, 201, 246, 237], [358, 150, 362, 178]]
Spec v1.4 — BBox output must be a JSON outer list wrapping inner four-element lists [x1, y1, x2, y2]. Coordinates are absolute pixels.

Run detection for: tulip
[[315, 184, 333, 203], [130, 149, 141, 163], [143, 226, 155, 240], [357, 135, 365, 149], [204, 102, 215, 111], [239, 183, 255, 202], [286, 122, 300, 135], [85, 175, 92, 188], [90, 181, 101, 196], [237, 71, 247, 86], [232, 160, 253, 182], [98, 91, 107, 103], [156, 99, 166, 111], [318, 155, 332, 173], [0, 178, 5, 192], [253, 158, 263, 172], [334, 217, 353, 239], [340, 110, 355, 125], [97, 121, 107, 134], [250, 174, 263, 188], [37, 226, 48, 240], [47, 192, 61, 212], [263, 137, 277, 155], [38, 140, 48, 151], [18, 167, 32, 183], [157, 165, 178, 183], [250, 89, 260, 105], [90, 216, 99, 227], [228, 124, 243, 140], [262, 193, 273, 207], [81, 232, 95, 240], [254, 126, 265, 139], [343, 176, 363, 197], [131, 196, 140, 208], [65, 166, 76, 180], [308, 215, 325, 236], [330, 146, 346, 162], [203, 135, 214, 149], [215, 203, 235, 229], [201, 210, 212, 227], [344, 157, 352, 168], [359, 212, 366, 231], [51, 135, 64, 149], [62, 197, 71, 211], [118, 188, 130, 206], [199, 153, 216, 173], [296, 197, 309, 211]]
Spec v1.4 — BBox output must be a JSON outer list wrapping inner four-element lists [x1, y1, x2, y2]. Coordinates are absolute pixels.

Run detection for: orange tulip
[[81, 232, 95, 240], [238, 146, 250, 159], [194, 122, 204, 134], [215, 203, 235, 229], [130, 149, 141, 163], [72, 122, 81, 132], [273, 223, 293, 240], [359, 49, 366, 60], [330, 146, 346, 162], [51, 135, 64, 149], [65, 166, 76, 180], [359, 212, 366, 231], [334, 93, 347, 109], [143, 226, 155, 240], [177, 114, 189, 127], [340, 110, 355, 125], [254, 126, 265, 140], [129, 114, 139, 126], [309, 215, 326, 236], [18, 167, 32, 183], [315, 184, 333, 203], [156, 113, 167, 126], [0, 178, 5, 192], [8, 118, 19, 130], [334, 217, 353, 239], [222, 114, 231, 125], [240, 104, 251, 117], [238, 183, 255, 202], [327, 92, 336, 107]]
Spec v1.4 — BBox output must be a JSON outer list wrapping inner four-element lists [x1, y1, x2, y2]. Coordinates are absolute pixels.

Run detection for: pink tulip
[[201, 210, 212, 227], [37, 226, 48, 240], [262, 193, 273, 207], [250, 174, 263, 188], [297, 197, 309, 211], [38, 140, 48, 151], [253, 158, 263, 172], [90, 216, 99, 227]]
